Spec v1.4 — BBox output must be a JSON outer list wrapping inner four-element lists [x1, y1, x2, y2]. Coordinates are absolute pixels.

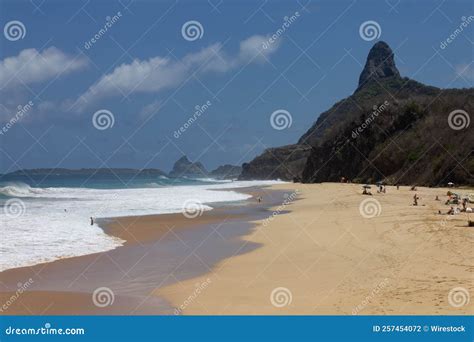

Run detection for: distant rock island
[[169, 156, 208, 178], [169, 156, 241, 179], [240, 41, 473, 186], [4, 158, 242, 181]]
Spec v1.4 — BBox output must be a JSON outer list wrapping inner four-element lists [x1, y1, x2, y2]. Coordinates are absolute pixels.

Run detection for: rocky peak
[[169, 156, 208, 178], [175, 156, 191, 166], [357, 41, 400, 90]]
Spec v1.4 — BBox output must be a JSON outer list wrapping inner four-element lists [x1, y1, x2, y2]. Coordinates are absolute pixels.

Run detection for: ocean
[[0, 173, 281, 272]]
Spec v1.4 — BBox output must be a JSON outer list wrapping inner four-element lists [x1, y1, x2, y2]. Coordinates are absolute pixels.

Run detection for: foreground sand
[[157, 183, 474, 315], [0, 187, 277, 315]]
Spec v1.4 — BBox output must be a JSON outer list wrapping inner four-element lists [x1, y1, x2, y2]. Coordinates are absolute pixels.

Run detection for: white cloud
[[0, 47, 88, 89], [238, 34, 279, 61], [73, 34, 279, 110]]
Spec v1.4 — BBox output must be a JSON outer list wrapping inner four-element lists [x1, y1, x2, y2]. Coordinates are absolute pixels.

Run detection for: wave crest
[[0, 182, 64, 198]]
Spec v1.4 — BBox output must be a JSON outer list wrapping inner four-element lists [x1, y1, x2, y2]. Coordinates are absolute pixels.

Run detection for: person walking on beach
[[90, 217, 94, 226]]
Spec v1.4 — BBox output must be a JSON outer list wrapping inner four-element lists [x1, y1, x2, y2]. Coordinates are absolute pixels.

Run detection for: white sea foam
[[0, 180, 283, 271]]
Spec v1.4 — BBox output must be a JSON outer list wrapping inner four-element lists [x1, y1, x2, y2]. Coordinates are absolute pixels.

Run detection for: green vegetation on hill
[[240, 41, 473, 186]]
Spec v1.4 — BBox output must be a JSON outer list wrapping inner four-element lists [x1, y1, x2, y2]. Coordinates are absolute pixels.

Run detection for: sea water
[[0, 173, 282, 271]]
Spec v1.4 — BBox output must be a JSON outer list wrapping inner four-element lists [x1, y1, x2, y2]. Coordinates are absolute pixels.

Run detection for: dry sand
[[157, 183, 474, 315]]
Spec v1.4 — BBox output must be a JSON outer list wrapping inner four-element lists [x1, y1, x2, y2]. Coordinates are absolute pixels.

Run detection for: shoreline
[[1, 183, 472, 315], [0, 185, 288, 315], [157, 183, 474, 315]]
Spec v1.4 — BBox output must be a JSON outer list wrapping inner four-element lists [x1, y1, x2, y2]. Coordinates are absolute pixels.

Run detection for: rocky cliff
[[240, 41, 473, 186]]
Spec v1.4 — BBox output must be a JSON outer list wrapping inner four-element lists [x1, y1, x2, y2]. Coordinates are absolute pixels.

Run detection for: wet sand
[[0, 186, 289, 315], [158, 183, 474, 315]]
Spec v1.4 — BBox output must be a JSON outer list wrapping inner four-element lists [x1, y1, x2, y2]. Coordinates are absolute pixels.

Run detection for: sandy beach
[[157, 183, 474, 315], [0, 183, 472, 315], [0, 187, 286, 315]]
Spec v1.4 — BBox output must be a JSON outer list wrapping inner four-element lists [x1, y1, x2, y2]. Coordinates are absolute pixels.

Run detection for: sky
[[0, 0, 472, 174]]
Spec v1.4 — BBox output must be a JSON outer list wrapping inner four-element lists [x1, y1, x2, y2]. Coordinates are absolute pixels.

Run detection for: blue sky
[[0, 0, 472, 174]]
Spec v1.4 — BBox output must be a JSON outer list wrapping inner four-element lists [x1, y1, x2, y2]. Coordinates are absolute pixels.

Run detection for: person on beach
[[413, 194, 419, 206], [90, 217, 94, 226]]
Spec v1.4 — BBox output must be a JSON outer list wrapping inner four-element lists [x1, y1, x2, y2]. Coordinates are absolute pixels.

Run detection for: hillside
[[239, 144, 311, 181], [240, 41, 473, 186]]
